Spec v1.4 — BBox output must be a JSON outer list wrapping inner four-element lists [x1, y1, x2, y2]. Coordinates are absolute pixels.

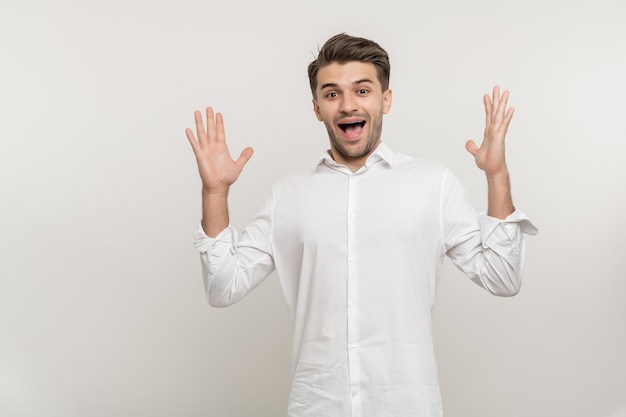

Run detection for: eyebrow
[[320, 78, 375, 91]]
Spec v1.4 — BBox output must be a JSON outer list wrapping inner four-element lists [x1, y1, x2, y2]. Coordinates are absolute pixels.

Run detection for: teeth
[[339, 121, 365, 132], [339, 120, 365, 132]]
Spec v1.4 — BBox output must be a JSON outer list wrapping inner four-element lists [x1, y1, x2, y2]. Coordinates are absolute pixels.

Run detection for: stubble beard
[[324, 111, 384, 161]]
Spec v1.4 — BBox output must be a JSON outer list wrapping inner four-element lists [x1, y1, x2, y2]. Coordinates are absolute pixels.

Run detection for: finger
[[492, 85, 501, 109], [215, 112, 226, 142], [465, 139, 479, 157], [235, 147, 254, 170], [194, 110, 207, 142], [484, 93, 492, 126], [496, 89, 510, 122], [500, 89, 510, 109], [501, 107, 515, 133], [205, 107, 216, 141], [489, 86, 502, 123], [185, 127, 203, 157], [185, 126, 197, 145]]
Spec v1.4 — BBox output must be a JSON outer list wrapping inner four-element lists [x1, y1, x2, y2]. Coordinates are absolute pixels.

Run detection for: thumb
[[235, 147, 254, 169], [465, 140, 479, 157]]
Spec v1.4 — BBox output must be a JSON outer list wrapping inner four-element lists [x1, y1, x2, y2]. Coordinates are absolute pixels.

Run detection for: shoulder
[[273, 168, 314, 185], [269, 167, 317, 195], [391, 151, 451, 178]]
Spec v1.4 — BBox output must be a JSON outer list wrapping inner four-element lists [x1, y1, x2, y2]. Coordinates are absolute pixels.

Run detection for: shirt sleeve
[[440, 169, 538, 296], [193, 193, 276, 307]]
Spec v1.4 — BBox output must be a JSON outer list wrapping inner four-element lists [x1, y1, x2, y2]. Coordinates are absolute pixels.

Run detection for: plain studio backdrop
[[1, 0, 625, 416]]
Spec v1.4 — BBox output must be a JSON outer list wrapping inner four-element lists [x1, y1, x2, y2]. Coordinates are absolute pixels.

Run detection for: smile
[[338, 120, 366, 135]]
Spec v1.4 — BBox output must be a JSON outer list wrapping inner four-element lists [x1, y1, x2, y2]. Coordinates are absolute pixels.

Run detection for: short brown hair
[[307, 33, 391, 98]]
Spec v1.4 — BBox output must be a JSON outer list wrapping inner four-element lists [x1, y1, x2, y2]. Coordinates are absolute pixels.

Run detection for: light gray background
[[1, 0, 625, 416]]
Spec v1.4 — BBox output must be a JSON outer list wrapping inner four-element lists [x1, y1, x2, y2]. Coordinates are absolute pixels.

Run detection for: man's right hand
[[185, 107, 254, 195], [186, 107, 253, 237]]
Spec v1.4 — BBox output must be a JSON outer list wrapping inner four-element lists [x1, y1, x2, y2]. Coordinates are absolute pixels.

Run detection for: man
[[185, 33, 537, 417]]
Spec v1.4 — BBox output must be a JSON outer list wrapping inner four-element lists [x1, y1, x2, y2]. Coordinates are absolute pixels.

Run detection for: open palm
[[185, 107, 253, 194], [465, 86, 514, 176]]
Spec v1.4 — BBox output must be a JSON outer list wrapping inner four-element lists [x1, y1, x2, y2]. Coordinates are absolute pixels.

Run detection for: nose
[[339, 92, 358, 114]]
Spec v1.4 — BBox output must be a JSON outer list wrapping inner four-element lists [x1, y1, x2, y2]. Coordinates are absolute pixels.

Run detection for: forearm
[[194, 193, 276, 307], [473, 214, 526, 296], [185, 107, 254, 237], [201, 188, 230, 237], [486, 169, 515, 219], [447, 213, 532, 297]]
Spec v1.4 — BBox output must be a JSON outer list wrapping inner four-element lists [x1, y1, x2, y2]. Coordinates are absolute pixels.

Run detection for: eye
[[357, 88, 369, 95], [326, 91, 338, 99]]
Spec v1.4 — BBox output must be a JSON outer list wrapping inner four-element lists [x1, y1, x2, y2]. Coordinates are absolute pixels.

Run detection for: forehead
[[316, 61, 380, 90]]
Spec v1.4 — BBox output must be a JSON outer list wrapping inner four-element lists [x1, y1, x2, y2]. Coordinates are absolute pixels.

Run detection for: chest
[[272, 170, 442, 249]]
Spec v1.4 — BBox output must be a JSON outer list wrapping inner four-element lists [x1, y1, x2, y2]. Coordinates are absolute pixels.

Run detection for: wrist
[[485, 169, 514, 219], [485, 167, 510, 182], [202, 185, 229, 198]]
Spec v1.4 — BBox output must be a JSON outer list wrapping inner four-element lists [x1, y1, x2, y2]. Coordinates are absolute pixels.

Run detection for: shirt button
[[351, 391, 358, 398], [348, 299, 355, 307], [349, 344, 357, 350]]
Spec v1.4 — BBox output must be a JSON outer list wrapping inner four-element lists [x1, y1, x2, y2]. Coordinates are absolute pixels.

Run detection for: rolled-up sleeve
[[441, 170, 538, 296], [473, 211, 538, 295], [193, 194, 276, 307]]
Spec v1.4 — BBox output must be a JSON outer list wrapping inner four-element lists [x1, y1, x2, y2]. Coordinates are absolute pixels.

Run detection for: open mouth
[[338, 120, 366, 135]]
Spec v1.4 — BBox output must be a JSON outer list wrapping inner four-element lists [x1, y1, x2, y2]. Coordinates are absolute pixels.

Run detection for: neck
[[330, 142, 380, 172]]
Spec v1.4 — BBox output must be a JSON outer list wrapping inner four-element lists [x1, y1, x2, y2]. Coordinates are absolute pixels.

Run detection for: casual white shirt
[[194, 142, 537, 417]]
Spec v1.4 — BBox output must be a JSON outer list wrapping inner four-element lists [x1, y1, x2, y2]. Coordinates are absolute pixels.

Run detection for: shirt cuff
[[193, 224, 233, 253], [479, 210, 539, 239]]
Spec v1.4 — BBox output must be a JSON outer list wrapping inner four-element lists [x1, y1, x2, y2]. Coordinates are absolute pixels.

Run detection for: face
[[313, 61, 392, 171]]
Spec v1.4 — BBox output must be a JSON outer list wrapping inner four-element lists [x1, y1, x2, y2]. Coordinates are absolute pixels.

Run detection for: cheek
[[313, 99, 325, 121], [316, 106, 333, 123]]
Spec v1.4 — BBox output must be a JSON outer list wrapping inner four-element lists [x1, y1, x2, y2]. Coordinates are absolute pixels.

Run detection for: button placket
[[346, 173, 362, 415]]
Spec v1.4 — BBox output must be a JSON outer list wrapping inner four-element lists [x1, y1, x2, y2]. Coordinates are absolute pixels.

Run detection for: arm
[[465, 86, 515, 219], [447, 87, 537, 295], [441, 169, 536, 296], [185, 107, 253, 237], [187, 107, 275, 307]]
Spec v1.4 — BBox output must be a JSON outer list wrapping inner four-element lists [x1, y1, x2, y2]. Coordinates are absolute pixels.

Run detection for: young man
[[186, 33, 537, 417]]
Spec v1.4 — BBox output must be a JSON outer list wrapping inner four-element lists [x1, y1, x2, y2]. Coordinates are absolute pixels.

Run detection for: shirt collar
[[313, 142, 395, 171]]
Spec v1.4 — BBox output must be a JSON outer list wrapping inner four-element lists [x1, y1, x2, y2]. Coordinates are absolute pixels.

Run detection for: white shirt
[[194, 143, 537, 417]]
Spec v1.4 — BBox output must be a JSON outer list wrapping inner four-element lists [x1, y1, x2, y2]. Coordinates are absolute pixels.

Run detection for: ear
[[312, 98, 323, 121], [382, 89, 393, 114]]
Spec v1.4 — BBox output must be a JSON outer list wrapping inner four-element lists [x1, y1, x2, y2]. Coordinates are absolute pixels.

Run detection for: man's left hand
[[465, 86, 514, 177]]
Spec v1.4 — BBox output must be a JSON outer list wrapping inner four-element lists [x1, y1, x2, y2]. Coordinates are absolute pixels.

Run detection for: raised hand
[[185, 107, 254, 195], [465, 86, 514, 177]]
